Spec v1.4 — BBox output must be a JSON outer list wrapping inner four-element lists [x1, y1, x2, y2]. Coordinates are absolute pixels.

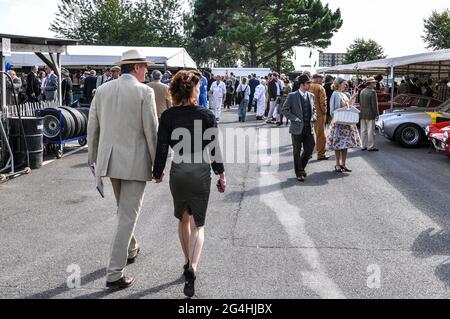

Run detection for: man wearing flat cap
[[88, 49, 159, 289], [309, 74, 329, 160], [282, 74, 316, 182], [106, 66, 121, 83]]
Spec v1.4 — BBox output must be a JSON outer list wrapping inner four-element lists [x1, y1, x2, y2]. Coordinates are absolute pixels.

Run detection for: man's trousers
[[360, 119, 376, 150], [314, 115, 327, 159], [106, 178, 146, 282], [291, 129, 315, 177]]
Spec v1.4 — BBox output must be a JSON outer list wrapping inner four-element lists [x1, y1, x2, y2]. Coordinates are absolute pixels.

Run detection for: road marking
[[257, 128, 346, 299], [42, 146, 88, 166]]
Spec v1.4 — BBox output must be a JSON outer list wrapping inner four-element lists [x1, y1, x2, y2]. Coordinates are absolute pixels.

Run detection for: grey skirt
[[169, 162, 212, 227]]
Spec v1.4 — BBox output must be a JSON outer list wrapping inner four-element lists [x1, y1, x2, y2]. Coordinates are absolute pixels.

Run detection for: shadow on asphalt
[[71, 163, 88, 169], [123, 276, 185, 299], [25, 268, 106, 299], [223, 172, 348, 201], [412, 227, 450, 287]]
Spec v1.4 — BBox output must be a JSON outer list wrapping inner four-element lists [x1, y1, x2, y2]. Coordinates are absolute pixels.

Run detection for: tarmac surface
[[1, 107, 449, 299]]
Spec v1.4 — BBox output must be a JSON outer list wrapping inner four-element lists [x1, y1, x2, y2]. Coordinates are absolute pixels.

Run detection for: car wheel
[[395, 124, 424, 148]]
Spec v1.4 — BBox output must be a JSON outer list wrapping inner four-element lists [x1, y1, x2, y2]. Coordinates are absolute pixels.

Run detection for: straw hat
[[115, 49, 154, 66], [365, 77, 377, 84]]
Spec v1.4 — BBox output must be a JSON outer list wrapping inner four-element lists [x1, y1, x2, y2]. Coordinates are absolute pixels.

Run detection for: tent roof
[[7, 45, 197, 69], [317, 49, 450, 76], [0, 33, 77, 47]]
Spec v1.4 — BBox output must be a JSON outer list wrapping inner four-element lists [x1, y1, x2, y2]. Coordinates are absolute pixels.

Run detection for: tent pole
[[390, 66, 394, 110], [57, 53, 62, 106], [1, 54, 5, 109]]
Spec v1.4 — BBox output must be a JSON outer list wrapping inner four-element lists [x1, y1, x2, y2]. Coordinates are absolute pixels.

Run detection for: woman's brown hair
[[169, 70, 202, 106]]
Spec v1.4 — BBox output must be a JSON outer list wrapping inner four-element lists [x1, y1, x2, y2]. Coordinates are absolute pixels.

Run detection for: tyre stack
[[41, 107, 89, 141]]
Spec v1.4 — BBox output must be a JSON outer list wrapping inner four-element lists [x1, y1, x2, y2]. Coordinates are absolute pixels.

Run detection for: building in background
[[319, 53, 345, 67]]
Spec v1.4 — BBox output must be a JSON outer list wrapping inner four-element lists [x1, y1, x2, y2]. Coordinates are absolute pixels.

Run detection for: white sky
[[0, 0, 448, 68]]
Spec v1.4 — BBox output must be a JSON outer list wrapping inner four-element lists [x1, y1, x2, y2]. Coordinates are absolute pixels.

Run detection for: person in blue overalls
[[198, 72, 208, 109]]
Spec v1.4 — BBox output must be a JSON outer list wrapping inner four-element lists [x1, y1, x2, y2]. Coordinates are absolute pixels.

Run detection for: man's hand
[[295, 118, 302, 122]]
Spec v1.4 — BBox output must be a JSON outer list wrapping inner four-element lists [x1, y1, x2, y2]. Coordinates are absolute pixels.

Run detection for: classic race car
[[426, 121, 450, 156], [375, 99, 450, 148], [378, 93, 443, 114]]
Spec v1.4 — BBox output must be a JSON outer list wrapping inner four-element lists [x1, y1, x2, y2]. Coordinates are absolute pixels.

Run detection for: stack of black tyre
[[41, 107, 90, 141]]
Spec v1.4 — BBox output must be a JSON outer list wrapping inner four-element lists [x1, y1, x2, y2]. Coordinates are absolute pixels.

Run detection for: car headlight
[[425, 126, 430, 137], [444, 131, 449, 142]]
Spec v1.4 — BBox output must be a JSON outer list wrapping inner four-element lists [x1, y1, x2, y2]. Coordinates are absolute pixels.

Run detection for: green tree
[[191, 0, 343, 70], [343, 38, 386, 64], [422, 9, 450, 50], [50, 0, 186, 46]]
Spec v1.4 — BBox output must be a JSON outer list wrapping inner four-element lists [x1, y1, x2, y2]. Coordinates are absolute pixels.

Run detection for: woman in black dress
[[153, 70, 226, 298]]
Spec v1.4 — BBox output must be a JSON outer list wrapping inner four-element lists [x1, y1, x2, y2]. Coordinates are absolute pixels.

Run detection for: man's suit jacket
[[43, 73, 58, 101], [268, 79, 278, 100], [308, 83, 327, 117], [87, 74, 159, 182], [83, 76, 98, 100], [281, 90, 316, 135], [26, 72, 40, 99], [147, 80, 172, 119], [359, 87, 379, 120]]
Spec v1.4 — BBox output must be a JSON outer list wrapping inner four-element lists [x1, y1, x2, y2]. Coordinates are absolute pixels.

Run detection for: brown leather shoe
[[127, 247, 140, 265], [106, 276, 135, 289]]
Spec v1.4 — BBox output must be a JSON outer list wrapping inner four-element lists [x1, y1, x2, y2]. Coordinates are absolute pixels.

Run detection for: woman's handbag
[[332, 106, 360, 125]]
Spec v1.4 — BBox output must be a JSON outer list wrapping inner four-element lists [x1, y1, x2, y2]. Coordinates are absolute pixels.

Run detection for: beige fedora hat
[[115, 49, 154, 66], [365, 77, 377, 84]]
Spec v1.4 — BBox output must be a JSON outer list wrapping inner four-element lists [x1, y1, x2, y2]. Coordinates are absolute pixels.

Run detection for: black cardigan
[[152, 106, 225, 179]]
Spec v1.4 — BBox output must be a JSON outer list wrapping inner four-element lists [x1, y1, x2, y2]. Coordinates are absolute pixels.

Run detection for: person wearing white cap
[[87, 49, 159, 289]]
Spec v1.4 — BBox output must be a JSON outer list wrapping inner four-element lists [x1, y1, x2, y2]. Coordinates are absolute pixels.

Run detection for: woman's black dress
[[153, 106, 224, 227]]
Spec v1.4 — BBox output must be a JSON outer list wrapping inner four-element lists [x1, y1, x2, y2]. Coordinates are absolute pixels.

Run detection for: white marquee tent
[[7, 45, 197, 69], [317, 49, 450, 76]]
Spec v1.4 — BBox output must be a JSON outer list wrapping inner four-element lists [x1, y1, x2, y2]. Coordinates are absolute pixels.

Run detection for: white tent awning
[[317, 49, 450, 75], [6, 45, 197, 69]]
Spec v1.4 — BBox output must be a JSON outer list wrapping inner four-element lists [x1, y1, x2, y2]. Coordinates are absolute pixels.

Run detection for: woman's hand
[[217, 173, 227, 193], [154, 172, 164, 183]]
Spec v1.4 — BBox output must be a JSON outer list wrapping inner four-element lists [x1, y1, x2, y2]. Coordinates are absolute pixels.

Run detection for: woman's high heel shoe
[[340, 165, 352, 172], [184, 267, 196, 298], [334, 165, 343, 173], [183, 261, 190, 277]]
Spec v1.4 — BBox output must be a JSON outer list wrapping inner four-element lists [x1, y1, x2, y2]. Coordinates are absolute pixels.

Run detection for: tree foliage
[[191, 0, 343, 71], [51, 0, 343, 73], [422, 9, 450, 50], [50, 0, 185, 46], [343, 38, 386, 64]]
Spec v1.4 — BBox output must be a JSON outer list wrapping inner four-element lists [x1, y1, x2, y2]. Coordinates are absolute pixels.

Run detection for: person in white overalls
[[209, 75, 226, 122], [254, 79, 267, 120]]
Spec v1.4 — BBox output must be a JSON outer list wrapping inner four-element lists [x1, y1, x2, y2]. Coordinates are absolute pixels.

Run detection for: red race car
[[426, 121, 450, 156]]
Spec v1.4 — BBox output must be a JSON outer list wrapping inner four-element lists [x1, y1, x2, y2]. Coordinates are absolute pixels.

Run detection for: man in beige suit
[[147, 70, 172, 120], [87, 49, 158, 289]]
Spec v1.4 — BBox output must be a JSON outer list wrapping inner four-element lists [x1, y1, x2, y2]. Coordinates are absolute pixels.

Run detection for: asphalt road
[[1, 107, 449, 299]]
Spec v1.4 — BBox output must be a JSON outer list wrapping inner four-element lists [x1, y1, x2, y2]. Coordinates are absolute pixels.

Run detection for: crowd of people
[[3, 50, 449, 298]]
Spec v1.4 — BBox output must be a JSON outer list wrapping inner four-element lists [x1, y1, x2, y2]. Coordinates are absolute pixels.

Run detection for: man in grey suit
[[359, 77, 379, 152], [87, 49, 159, 289], [41, 66, 58, 102], [281, 74, 316, 182]]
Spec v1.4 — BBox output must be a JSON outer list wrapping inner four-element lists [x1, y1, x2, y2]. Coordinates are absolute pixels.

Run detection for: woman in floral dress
[[326, 78, 362, 172]]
